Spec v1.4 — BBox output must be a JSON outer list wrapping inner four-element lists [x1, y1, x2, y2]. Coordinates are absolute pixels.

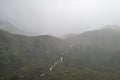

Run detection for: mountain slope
[[65, 28, 120, 50], [47, 26, 120, 80], [1, 26, 120, 80], [63, 27, 120, 68], [0, 30, 67, 80]]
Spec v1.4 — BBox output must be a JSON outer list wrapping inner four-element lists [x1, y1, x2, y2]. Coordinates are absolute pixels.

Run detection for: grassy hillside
[[0, 30, 67, 80], [1, 28, 120, 80]]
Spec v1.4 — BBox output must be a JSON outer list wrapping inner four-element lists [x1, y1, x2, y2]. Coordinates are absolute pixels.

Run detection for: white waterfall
[[40, 56, 64, 77]]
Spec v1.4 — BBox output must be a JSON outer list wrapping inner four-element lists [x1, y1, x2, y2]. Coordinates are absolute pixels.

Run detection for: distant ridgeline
[[0, 21, 38, 36], [0, 22, 120, 80]]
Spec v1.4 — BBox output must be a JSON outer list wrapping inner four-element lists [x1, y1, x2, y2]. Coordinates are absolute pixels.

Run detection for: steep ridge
[[63, 27, 120, 67], [41, 27, 120, 80], [0, 30, 67, 80], [1, 26, 120, 80], [65, 28, 120, 50]]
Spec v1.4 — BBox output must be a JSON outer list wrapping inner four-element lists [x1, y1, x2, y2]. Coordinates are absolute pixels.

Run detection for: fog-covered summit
[[102, 25, 120, 31], [0, 21, 19, 33], [0, 21, 38, 36]]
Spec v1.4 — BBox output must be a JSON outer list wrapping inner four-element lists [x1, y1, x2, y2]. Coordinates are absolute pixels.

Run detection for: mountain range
[[0, 21, 120, 80]]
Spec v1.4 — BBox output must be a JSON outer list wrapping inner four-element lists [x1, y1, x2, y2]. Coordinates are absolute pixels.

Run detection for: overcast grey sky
[[0, 0, 120, 36]]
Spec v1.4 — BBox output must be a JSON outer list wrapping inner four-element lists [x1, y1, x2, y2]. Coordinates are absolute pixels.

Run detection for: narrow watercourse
[[40, 44, 72, 77], [40, 56, 64, 77]]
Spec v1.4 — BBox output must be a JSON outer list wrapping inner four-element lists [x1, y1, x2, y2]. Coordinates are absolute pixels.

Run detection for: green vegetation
[[0, 30, 66, 80], [0, 28, 120, 80]]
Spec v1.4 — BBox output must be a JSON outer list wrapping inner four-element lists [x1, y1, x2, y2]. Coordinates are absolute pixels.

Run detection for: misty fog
[[0, 0, 120, 36], [1, 0, 120, 80]]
